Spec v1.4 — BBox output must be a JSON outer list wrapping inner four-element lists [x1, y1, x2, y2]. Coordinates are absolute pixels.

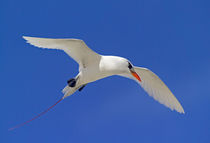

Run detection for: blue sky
[[1, 0, 210, 142]]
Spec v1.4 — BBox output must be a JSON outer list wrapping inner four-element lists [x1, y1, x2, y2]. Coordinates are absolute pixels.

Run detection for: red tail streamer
[[9, 97, 63, 131]]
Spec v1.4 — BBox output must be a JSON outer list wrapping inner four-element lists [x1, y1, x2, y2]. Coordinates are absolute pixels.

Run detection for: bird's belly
[[79, 68, 113, 84]]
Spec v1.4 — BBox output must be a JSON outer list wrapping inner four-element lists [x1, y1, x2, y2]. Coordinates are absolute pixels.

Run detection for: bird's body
[[74, 56, 129, 85], [22, 36, 184, 113], [62, 55, 132, 97], [9, 36, 185, 130]]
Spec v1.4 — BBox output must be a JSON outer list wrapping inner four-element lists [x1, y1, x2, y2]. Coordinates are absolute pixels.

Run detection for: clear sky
[[1, 0, 210, 142]]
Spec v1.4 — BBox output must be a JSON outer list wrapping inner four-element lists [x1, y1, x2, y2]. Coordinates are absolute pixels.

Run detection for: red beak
[[131, 71, 141, 82]]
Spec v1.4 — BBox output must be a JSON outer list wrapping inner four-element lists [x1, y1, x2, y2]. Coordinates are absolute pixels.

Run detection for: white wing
[[120, 67, 184, 114], [23, 36, 101, 68]]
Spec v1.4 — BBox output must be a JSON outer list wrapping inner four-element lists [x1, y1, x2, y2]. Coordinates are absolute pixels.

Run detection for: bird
[[9, 36, 184, 130]]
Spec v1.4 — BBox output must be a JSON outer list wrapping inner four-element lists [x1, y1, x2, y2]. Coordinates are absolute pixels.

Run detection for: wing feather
[[120, 67, 184, 113], [23, 36, 101, 68]]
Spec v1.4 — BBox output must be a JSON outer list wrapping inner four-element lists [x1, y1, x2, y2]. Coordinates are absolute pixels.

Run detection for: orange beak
[[131, 71, 141, 82]]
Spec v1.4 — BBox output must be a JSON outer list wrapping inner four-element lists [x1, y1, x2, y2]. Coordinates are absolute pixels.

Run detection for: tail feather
[[62, 85, 78, 98], [62, 85, 70, 94], [9, 84, 77, 130]]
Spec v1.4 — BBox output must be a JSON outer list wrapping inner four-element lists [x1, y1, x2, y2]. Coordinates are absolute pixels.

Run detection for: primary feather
[[23, 36, 100, 68], [121, 67, 184, 113]]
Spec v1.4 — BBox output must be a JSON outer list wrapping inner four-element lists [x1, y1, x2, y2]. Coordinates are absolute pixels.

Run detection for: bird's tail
[[62, 85, 78, 98], [9, 85, 77, 131]]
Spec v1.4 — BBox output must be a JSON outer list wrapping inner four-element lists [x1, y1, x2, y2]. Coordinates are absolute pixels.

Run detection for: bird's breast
[[79, 65, 115, 84], [78, 56, 127, 84]]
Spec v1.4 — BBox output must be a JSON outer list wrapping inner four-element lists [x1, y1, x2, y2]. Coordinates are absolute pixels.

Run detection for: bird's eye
[[128, 62, 133, 69]]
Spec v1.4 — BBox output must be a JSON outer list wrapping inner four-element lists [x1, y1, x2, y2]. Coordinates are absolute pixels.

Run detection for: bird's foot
[[78, 85, 86, 92], [67, 78, 76, 87]]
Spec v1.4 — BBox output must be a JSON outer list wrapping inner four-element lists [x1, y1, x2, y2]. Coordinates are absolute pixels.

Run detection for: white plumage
[[23, 36, 184, 114]]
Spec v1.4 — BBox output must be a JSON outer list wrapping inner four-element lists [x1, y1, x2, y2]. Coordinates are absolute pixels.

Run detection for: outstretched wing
[[23, 36, 101, 68], [120, 67, 184, 113]]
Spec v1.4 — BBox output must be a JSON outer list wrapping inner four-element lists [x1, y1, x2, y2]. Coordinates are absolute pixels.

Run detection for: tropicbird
[[10, 36, 184, 130]]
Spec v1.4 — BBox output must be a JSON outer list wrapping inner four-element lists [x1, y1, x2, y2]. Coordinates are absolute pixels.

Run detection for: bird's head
[[100, 56, 141, 82], [126, 61, 141, 82]]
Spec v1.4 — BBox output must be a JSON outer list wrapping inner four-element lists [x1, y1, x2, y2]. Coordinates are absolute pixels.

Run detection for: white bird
[[9, 36, 184, 130]]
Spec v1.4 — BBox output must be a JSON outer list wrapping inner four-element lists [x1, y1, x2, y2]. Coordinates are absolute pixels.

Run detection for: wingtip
[[176, 106, 185, 114], [180, 109, 185, 114], [22, 36, 29, 41]]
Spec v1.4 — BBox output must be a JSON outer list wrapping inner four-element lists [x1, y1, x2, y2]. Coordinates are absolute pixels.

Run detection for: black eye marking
[[128, 62, 133, 69]]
